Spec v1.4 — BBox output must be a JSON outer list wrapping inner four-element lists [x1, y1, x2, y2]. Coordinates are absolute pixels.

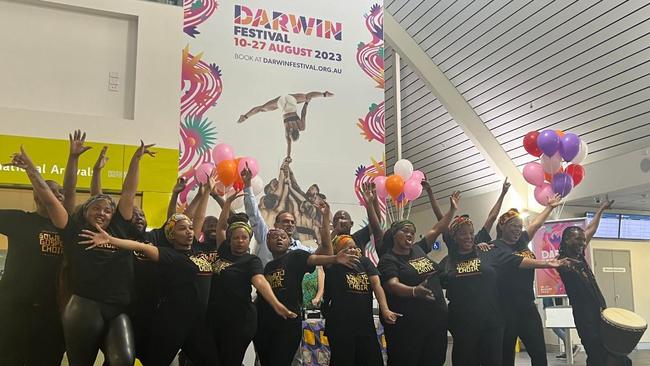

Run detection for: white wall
[[0, 0, 183, 148]]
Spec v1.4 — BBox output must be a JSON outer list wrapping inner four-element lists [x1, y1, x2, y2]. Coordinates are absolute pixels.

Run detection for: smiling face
[[202, 216, 218, 241], [393, 224, 416, 251], [453, 223, 475, 254], [84, 199, 114, 230], [501, 217, 524, 244], [267, 229, 290, 256], [170, 219, 194, 248]]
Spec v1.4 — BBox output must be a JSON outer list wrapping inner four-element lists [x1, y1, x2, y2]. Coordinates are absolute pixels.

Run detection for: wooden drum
[[600, 307, 647, 356]]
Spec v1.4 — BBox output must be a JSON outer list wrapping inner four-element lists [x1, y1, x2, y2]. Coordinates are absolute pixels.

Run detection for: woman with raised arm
[[558, 200, 630, 366], [254, 202, 361, 366], [208, 191, 297, 366], [10, 142, 154, 366], [78, 179, 220, 365], [493, 194, 563, 366], [441, 204, 571, 366], [377, 192, 460, 366]]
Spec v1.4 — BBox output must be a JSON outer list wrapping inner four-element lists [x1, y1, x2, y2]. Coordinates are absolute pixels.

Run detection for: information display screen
[[620, 214, 650, 240], [585, 212, 620, 239]]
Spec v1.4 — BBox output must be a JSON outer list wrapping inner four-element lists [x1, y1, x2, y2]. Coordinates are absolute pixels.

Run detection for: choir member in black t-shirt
[[441, 215, 570, 366], [255, 201, 361, 366], [323, 234, 400, 366], [0, 179, 66, 365], [377, 191, 460, 366], [79, 180, 220, 366], [493, 194, 563, 366], [11, 142, 153, 366], [558, 200, 631, 366], [209, 191, 297, 366]]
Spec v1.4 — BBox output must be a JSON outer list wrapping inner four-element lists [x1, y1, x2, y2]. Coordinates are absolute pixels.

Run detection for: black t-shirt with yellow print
[[257, 249, 314, 330], [440, 249, 524, 332], [378, 239, 447, 330], [324, 256, 379, 336], [0, 210, 64, 306], [492, 231, 536, 305]]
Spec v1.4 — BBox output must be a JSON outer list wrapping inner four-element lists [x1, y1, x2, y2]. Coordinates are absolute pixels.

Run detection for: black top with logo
[[0, 210, 63, 305], [130, 225, 166, 318], [324, 256, 379, 336], [559, 253, 607, 331], [60, 211, 136, 306], [378, 238, 447, 330], [157, 244, 217, 313], [440, 249, 523, 332], [257, 249, 314, 330], [492, 231, 535, 305], [208, 245, 264, 323]]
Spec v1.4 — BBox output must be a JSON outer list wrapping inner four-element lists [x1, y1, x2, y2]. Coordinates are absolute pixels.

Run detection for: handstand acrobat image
[[237, 91, 334, 158]]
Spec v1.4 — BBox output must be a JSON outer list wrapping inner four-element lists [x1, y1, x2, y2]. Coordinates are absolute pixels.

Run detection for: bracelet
[[412, 286, 416, 298]]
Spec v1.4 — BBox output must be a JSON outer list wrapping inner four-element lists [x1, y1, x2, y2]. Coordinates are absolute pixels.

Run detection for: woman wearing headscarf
[[208, 191, 296, 366], [441, 212, 570, 366], [377, 192, 460, 366], [492, 195, 563, 366], [557, 200, 630, 366], [11, 142, 154, 365], [78, 180, 220, 365]]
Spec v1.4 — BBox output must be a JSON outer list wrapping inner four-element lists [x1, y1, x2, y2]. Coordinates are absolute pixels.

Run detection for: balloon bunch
[[373, 159, 425, 221], [522, 130, 588, 206], [194, 143, 264, 209]]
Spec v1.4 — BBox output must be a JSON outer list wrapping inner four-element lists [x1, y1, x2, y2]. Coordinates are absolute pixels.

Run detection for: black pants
[[210, 308, 257, 366], [502, 302, 547, 366], [144, 302, 219, 366], [0, 299, 65, 366], [450, 326, 503, 366], [62, 295, 135, 366], [328, 332, 384, 366], [384, 321, 447, 366], [253, 323, 302, 366]]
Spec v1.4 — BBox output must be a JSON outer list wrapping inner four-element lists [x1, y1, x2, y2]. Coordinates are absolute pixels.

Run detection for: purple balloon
[[559, 133, 581, 162], [551, 172, 574, 198], [537, 130, 560, 156]]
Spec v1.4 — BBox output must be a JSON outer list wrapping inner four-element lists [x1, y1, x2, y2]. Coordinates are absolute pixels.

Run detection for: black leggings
[[328, 332, 384, 366], [384, 321, 447, 366], [0, 299, 65, 366], [501, 302, 547, 366], [144, 301, 219, 366], [253, 324, 302, 366], [450, 326, 503, 366], [62, 295, 135, 366], [211, 309, 257, 366]]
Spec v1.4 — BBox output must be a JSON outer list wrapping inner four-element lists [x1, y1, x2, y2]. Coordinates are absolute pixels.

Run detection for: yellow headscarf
[[164, 213, 192, 241], [449, 215, 473, 238], [332, 234, 355, 254]]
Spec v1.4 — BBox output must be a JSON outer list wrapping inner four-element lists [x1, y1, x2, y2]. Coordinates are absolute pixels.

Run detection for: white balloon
[[571, 140, 588, 164], [394, 159, 414, 180], [251, 176, 265, 196], [540, 152, 562, 174]]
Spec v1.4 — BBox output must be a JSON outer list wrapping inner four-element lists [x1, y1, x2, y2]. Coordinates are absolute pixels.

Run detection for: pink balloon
[[403, 178, 423, 200], [374, 176, 388, 199], [212, 143, 234, 164], [410, 170, 425, 182], [237, 157, 259, 178], [195, 162, 214, 184], [534, 183, 555, 206], [540, 152, 562, 174], [522, 162, 545, 187]]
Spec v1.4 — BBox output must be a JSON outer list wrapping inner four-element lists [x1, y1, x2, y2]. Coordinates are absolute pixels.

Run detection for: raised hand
[[134, 140, 156, 159], [360, 182, 376, 204], [547, 194, 562, 208], [316, 200, 331, 218], [323, 91, 334, 97], [501, 178, 511, 196], [241, 163, 253, 188], [8, 146, 36, 171], [78, 224, 112, 250], [599, 199, 615, 211], [450, 191, 461, 210], [93, 146, 109, 171], [226, 191, 244, 204], [69, 130, 92, 157], [172, 177, 187, 194], [381, 309, 403, 325], [336, 248, 361, 269], [421, 172, 432, 190], [237, 115, 248, 123]]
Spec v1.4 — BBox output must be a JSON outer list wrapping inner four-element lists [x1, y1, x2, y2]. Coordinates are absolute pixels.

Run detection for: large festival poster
[[177, 1, 385, 260], [532, 218, 591, 297]]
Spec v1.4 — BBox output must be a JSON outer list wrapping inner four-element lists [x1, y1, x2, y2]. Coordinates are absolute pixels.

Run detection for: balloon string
[[386, 198, 394, 224], [405, 200, 412, 220]]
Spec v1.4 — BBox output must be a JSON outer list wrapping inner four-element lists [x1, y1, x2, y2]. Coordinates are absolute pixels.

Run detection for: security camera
[[594, 196, 602, 204]]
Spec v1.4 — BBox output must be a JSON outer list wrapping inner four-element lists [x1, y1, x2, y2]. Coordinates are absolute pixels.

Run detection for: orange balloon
[[385, 175, 405, 199], [217, 159, 238, 186], [555, 130, 565, 138]]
